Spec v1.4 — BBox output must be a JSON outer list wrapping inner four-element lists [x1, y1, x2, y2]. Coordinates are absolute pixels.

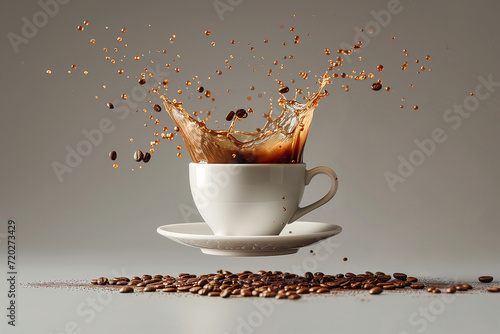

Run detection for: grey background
[[1, 0, 500, 333]]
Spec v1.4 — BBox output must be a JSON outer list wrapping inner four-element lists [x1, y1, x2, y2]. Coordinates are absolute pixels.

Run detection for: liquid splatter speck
[[46, 70, 52, 74], [113, 164, 118, 169], [413, 105, 418, 110], [77, 25, 84, 31]]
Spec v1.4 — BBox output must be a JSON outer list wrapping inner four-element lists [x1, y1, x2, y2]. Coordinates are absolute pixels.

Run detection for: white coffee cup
[[189, 163, 338, 236]]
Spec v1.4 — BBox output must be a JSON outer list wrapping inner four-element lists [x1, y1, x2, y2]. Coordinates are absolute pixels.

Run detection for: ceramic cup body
[[189, 163, 338, 236]]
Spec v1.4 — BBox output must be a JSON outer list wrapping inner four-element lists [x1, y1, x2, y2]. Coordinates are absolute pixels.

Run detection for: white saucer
[[156, 221, 342, 256]]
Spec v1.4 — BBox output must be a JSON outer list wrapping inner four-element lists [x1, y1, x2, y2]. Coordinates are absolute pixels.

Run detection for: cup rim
[[189, 162, 306, 166]]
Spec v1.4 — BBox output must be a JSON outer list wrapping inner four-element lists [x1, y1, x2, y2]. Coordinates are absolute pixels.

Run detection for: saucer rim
[[156, 221, 342, 240]]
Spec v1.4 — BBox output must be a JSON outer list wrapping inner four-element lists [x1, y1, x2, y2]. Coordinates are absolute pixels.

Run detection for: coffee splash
[[161, 73, 330, 164]]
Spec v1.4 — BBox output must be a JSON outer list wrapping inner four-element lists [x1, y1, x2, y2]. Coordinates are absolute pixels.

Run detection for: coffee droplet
[[109, 151, 117, 160], [153, 104, 162, 112], [413, 105, 418, 110], [197, 86, 204, 93], [138, 78, 146, 85], [371, 82, 382, 91], [377, 65, 384, 72], [205, 30, 210, 35], [77, 25, 84, 31], [46, 70, 52, 75], [112, 164, 118, 169]]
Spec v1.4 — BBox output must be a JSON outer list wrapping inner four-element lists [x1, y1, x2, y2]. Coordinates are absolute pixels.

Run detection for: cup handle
[[290, 166, 338, 223]]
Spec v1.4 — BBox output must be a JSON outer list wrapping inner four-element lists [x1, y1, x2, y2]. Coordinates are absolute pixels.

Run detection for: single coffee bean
[[296, 288, 310, 294], [143, 279, 156, 285], [304, 272, 314, 280], [134, 150, 143, 162], [225, 111, 235, 121], [259, 291, 275, 298], [426, 287, 436, 292], [136, 282, 147, 287], [153, 104, 162, 112], [143, 286, 156, 292], [138, 78, 146, 85], [189, 287, 202, 293], [197, 86, 204, 93], [410, 284, 425, 290], [486, 287, 500, 293], [161, 287, 177, 292], [316, 288, 330, 294], [455, 285, 468, 291], [407, 277, 418, 282], [177, 285, 193, 292], [91, 279, 98, 285], [393, 273, 407, 281], [287, 293, 301, 300], [478, 276, 493, 283], [198, 288, 209, 295], [382, 285, 396, 290], [275, 294, 288, 299], [446, 286, 456, 293], [363, 284, 375, 290], [241, 289, 253, 297], [462, 284, 472, 290], [235, 109, 247, 119], [116, 280, 128, 286], [221, 289, 232, 298], [97, 277, 108, 285], [369, 287, 383, 295], [371, 82, 382, 91], [107, 102, 114, 109], [119, 286, 134, 293], [143, 152, 151, 163], [208, 291, 221, 297], [142, 275, 152, 280], [431, 288, 441, 294], [378, 275, 391, 282], [109, 151, 117, 161], [278, 86, 290, 94]]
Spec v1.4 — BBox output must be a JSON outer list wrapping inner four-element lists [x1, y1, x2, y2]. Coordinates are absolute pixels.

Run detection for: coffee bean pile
[[90, 271, 499, 299]]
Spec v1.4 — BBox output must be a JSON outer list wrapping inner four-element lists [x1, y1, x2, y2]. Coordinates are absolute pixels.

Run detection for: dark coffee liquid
[[162, 73, 330, 163]]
